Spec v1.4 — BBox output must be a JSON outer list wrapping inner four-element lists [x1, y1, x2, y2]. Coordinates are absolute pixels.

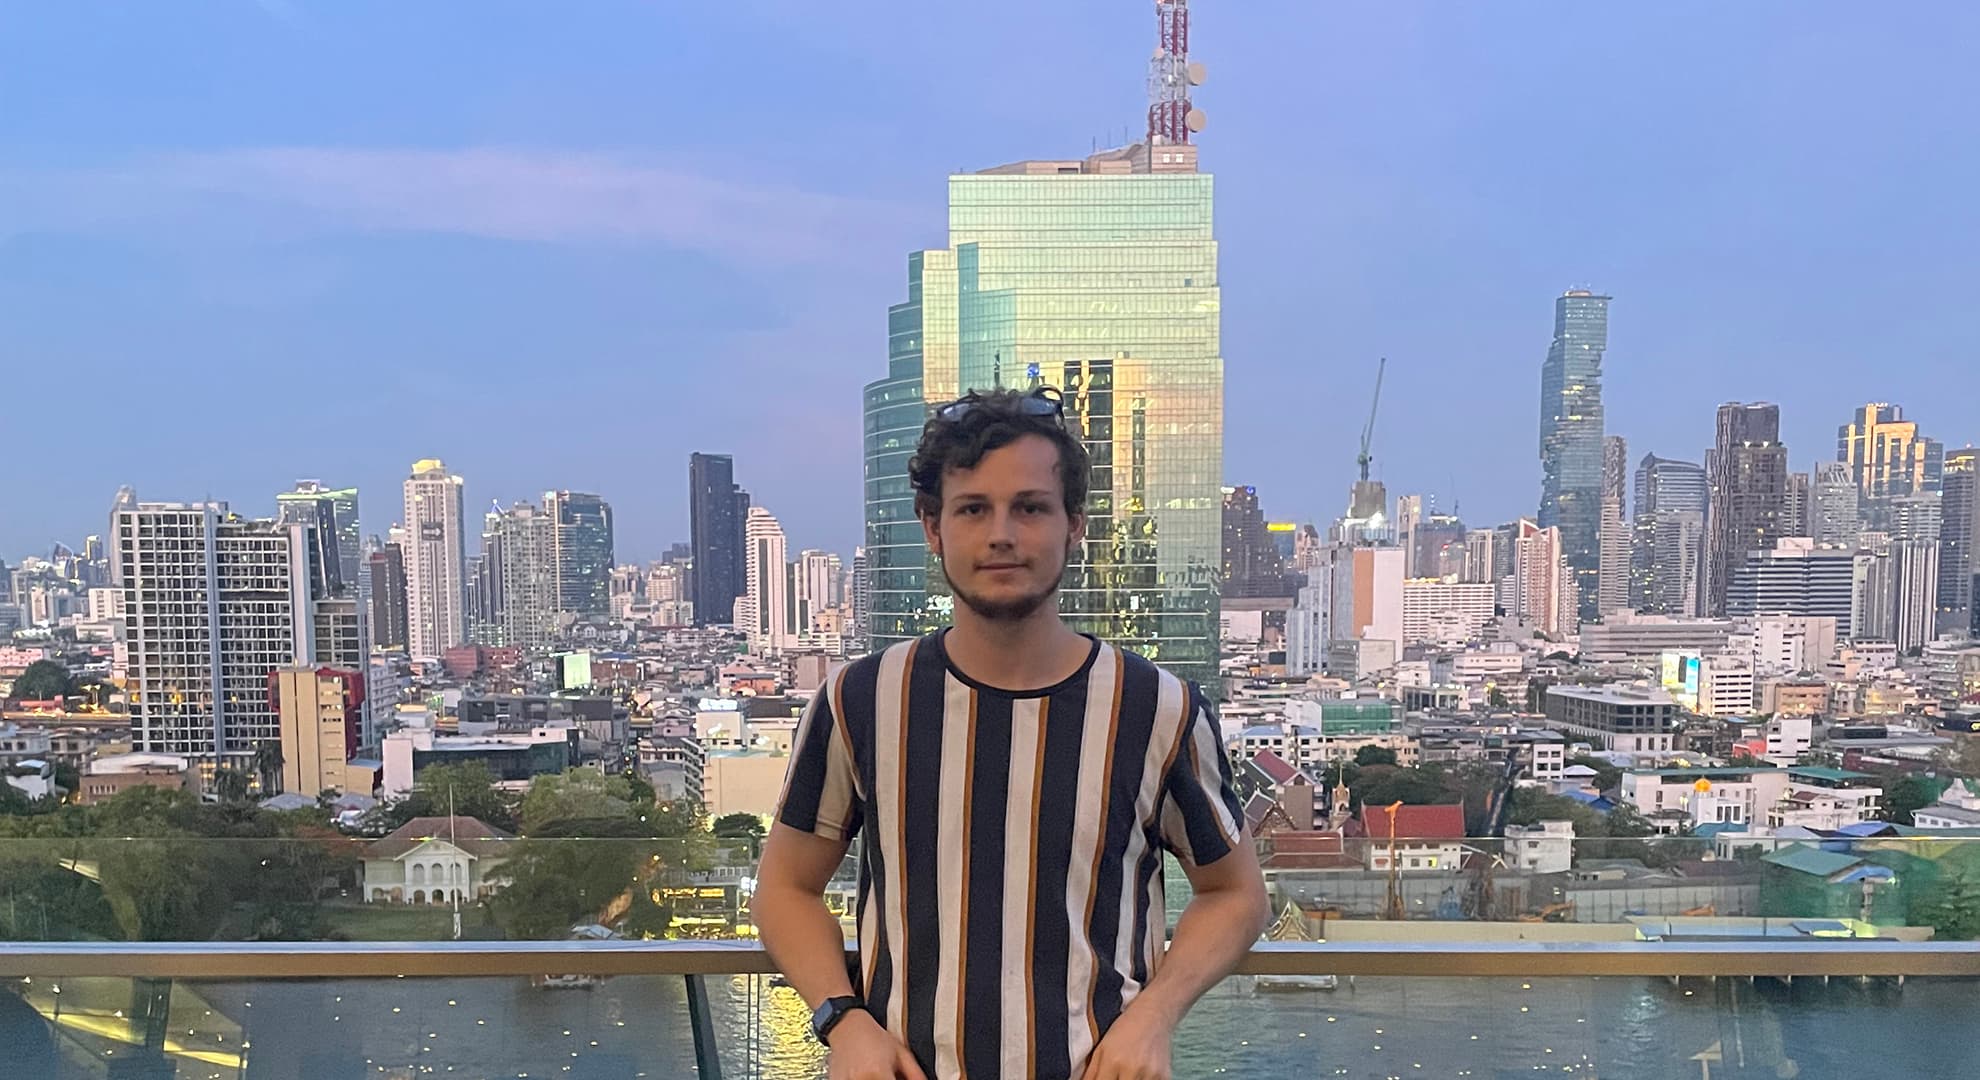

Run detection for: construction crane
[[1356, 357, 1388, 484]]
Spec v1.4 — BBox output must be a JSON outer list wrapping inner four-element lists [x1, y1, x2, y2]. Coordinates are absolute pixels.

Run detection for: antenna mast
[[1147, 0, 1207, 144]]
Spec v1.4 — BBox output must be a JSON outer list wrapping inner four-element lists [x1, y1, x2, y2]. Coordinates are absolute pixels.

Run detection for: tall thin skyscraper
[[1839, 403, 1945, 531], [1222, 486, 1290, 598], [1394, 494, 1424, 577], [366, 541, 409, 650], [1538, 289, 1610, 624], [1939, 449, 1978, 635], [793, 550, 841, 637], [1811, 462, 1862, 549], [688, 453, 748, 627], [735, 506, 793, 656], [544, 491, 614, 622], [850, 546, 871, 650], [1855, 537, 1940, 651], [863, 129, 1222, 686], [1782, 472, 1812, 539], [1598, 436, 1630, 617], [488, 502, 558, 653], [1511, 518, 1578, 638], [1703, 403, 1789, 617], [402, 459, 467, 657], [1630, 454, 1708, 616], [276, 481, 363, 596]]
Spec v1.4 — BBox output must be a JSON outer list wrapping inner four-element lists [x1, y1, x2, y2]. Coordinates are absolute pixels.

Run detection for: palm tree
[[252, 740, 285, 795]]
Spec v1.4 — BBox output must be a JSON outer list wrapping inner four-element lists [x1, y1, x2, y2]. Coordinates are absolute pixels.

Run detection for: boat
[[531, 973, 605, 990]]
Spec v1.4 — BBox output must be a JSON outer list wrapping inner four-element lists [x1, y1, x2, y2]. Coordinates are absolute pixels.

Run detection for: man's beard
[[944, 553, 1065, 622]]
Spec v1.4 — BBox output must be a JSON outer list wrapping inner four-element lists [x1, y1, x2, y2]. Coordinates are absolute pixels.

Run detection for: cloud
[[0, 146, 920, 268]]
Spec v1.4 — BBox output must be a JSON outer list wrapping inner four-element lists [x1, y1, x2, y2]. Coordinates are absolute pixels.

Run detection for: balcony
[[1, 836, 1977, 1077]]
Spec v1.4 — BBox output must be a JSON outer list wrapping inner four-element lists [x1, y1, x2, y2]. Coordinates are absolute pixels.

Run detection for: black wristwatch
[[810, 995, 865, 1044]]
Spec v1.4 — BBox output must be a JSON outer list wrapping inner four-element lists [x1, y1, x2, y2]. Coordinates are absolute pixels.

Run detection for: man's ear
[[919, 508, 942, 558], [1067, 512, 1086, 556]]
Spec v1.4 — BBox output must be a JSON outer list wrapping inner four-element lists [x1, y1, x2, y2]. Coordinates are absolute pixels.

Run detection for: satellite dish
[[1186, 61, 1207, 86], [1184, 108, 1208, 133]]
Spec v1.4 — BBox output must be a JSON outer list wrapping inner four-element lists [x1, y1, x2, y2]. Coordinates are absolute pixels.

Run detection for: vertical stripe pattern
[[771, 632, 1249, 1080]]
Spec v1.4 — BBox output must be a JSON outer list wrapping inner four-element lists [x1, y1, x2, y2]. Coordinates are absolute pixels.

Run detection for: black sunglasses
[[935, 386, 1065, 421]]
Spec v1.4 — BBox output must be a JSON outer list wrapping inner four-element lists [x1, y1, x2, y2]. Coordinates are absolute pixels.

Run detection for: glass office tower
[[1538, 290, 1611, 625], [863, 144, 1223, 688]]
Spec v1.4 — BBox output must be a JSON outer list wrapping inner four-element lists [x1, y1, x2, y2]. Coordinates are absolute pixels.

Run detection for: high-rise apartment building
[[1703, 403, 1789, 617], [402, 459, 466, 657], [366, 541, 409, 650], [1537, 289, 1610, 624], [274, 666, 360, 797], [850, 547, 871, 650], [1412, 513, 1467, 581], [1462, 529, 1499, 586], [276, 481, 363, 596], [1888, 492, 1943, 543], [1598, 435, 1631, 617], [1855, 538, 1940, 651], [1939, 449, 1978, 635], [1811, 462, 1861, 549], [736, 507, 794, 656], [794, 549, 842, 634], [112, 495, 355, 773], [484, 503, 558, 653], [863, 139, 1222, 687], [688, 453, 749, 627], [543, 491, 614, 622], [1284, 578, 1328, 677], [1394, 495, 1424, 576], [1320, 544, 1405, 651], [1511, 519, 1578, 638], [1839, 403, 1945, 528], [1222, 486, 1291, 598], [1630, 454, 1709, 616], [1728, 538, 1860, 638], [1401, 579, 1495, 644]]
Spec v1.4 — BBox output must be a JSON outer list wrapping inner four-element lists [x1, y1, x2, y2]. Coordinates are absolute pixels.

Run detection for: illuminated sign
[[696, 698, 740, 712]]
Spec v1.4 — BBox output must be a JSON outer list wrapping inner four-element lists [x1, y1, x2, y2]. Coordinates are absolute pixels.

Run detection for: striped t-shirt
[[775, 629, 1245, 1080]]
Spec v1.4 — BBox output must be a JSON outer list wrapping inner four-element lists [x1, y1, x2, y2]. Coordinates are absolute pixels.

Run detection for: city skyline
[[5, 3, 1979, 563]]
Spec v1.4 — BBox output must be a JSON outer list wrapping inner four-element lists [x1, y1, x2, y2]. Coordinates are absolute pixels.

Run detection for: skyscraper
[[850, 546, 871, 651], [1537, 289, 1610, 624], [1630, 454, 1709, 616], [688, 453, 748, 627], [1703, 403, 1789, 617], [1811, 462, 1862, 549], [1598, 435, 1631, 617], [112, 494, 354, 773], [863, 140, 1222, 686], [1839, 404, 1945, 527], [1782, 472, 1812, 539], [1729, 538, 1860, 638], [1511, 519, 1578, 638], [736, 506, 793, 656], [1394, 494, 1424, 576], [1222, 486, 1290, 598], [793, 549, 842, 636], [1855, 537, 1940, 651], [276, 481, 363, 596], [402, 459, 466, 657], [488, 502, 558, 653], [543, 491, 614, 622], [366, 541, 409, 650], [1939, 449, 1978, 635]]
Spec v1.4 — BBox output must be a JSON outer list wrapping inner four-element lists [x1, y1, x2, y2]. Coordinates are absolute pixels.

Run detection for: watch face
[[810, 1000, 837, 1032]]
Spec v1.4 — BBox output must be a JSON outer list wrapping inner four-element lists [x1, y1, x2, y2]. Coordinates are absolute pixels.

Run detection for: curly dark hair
[[908, 388, 1091, 521]]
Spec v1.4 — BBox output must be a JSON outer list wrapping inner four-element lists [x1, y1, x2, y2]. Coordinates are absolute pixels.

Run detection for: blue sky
[[4, 1, 1976, 565]]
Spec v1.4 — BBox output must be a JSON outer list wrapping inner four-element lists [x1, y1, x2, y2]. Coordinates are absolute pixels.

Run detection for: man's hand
[[1081, 999, 1175, 1080], [826, 1010, 927, 1080]]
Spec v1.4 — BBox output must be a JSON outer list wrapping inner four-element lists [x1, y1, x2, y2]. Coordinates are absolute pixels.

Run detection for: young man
[[755, 386, 1269, 1080]]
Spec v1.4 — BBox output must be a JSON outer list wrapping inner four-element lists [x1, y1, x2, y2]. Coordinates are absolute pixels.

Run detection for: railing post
[[685, 972, 725, 1080]]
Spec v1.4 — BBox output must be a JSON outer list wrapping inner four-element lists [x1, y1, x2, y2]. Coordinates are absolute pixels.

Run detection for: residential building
[[112, 495, 354, 773], [1222, 486, 1293, 598], [1537, 289, 1610, 624], [1703, 403, 1789, 617], [850, 547, 870, 650], [1321, 544, 1405, 651], [1889, 492, 1943, 543], [486, 503, 558, 653], [1504, 820, 1575, 875], [1855, 538, 1941, 653], [793, 550, 842, 634], [402, 459, 467, 657], [1757, 678, 1829, 720], [543, 491, 614, 622], [1462, 528, 1499, 586], [366, 542, 409, 650], [863, 139, 1222, 688], [1938, 449, 1977, 634], [1811, 462, 1861, 550], [1400, 579, 1494, 644], [1726, 538, 1859, 638], [273, 666, 363, 797], [1510, 519, 1578, 637], [1597, 435, 1631, 616], [736, 506, 794, 656], [1284, 579, 1328, 677], [1921, 642, 1980, 704], [1746, 615, 1837, 675], [1838, 402, 1944, 529], [688, 452, 749, 627], [1541, 684, 1679, 754], [1782, 471, 1812, 539], [1394, 495, 1424, 576], [1619, 766, 1880, 834], [1695, 655, 1757, 718]]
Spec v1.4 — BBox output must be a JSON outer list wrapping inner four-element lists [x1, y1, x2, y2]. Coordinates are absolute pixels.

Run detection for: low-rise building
[[380, 727, 579, 796], [360, 815, 512, 905], [1504, 820, 1575, 874], [1360, 802, 1466, 873], [77, 753, 193, 804], [1542, 684, 1679, 754]]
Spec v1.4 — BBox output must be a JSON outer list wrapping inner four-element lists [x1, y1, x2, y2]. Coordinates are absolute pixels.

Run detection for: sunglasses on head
[[935, 386, 1065, 421]]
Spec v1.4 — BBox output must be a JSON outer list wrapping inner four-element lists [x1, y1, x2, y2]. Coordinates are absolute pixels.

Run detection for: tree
[[1908, 873, 1980, 940], [1506, 787, 1608, 839], [1351, 767, 1451, 810], [1880, 775, 1942, 825], [1486, 686, 1511, 710], [1353, 746, 1398, 768], [252, 741, 285, 796], [518, 769, 645, 836], [97, 839, 234, 941], [210, 769, 252, 805], [10, 660, 71, 702], [371, 762, 520, 833], [1567, 755, 1623, 794]]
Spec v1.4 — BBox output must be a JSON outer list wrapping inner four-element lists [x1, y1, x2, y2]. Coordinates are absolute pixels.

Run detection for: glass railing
[[1, 835, 1978, 1075]]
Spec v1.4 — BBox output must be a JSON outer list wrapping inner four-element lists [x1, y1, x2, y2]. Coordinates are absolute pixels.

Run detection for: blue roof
[[1561, 790, 1616, 812]]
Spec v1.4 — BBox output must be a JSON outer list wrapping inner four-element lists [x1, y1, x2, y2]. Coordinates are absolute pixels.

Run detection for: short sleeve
[[775, 672, 863, 843], [1157, 681, 1246, 866]]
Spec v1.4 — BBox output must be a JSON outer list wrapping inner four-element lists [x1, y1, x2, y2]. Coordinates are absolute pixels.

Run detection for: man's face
[[921, 433, 1084, 622]]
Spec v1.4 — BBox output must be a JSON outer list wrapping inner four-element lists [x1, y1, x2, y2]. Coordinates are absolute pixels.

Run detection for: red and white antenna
[[1147, 0, 1207, 144]]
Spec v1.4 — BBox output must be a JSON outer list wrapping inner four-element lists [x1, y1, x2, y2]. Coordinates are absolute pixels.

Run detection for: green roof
[[1629, 767, 1773, 779], [1762, 845, 1866, 878], [1787, 766, 1875, 782]]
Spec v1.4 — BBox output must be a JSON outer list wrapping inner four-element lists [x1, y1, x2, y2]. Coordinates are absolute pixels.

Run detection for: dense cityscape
[[3, 2, 1979, 1078]]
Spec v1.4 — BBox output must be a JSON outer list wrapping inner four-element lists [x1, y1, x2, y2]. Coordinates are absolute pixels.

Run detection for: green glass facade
[[863, 161, 1224, 689]]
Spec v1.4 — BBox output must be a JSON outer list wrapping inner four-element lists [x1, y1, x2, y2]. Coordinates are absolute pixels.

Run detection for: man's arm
[[755, 824, 926, 1080]]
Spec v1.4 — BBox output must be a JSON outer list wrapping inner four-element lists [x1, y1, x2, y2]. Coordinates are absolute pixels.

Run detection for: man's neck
[[943, 604, 1091, 692]]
